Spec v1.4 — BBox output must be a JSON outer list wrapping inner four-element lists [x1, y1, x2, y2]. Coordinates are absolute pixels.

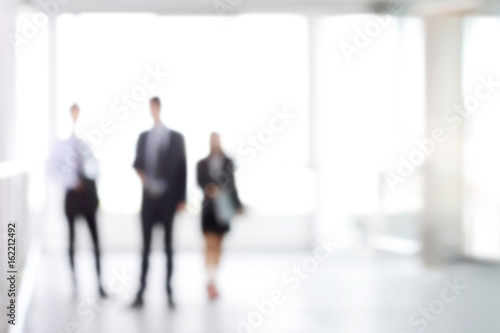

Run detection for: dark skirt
[[202, 203, 230, 234]]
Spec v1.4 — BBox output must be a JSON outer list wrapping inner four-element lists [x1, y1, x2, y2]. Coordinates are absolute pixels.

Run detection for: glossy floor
[[24, 251, 500, 333]]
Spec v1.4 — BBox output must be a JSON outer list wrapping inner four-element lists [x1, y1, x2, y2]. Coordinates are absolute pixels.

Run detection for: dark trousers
[[64, 190, 103, 287], [138, 195, 177, 297]]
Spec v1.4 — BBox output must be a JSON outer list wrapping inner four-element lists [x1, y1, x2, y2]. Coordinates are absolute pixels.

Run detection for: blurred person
[[49, 104, 107, 298], [197, 132, 243, 300], [131, 96, 187, 308]]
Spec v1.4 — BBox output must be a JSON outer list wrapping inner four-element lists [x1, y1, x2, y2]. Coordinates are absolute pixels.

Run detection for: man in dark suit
[[131, 96, 186, 308]]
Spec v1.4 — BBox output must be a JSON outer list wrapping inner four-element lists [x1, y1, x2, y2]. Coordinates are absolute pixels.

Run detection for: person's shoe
[[99, 287, 108, 299], [71, 275, 78, 300], [207, 284, 219, 300], [167, 294, 176, 309], [131, 294, 144, 308]]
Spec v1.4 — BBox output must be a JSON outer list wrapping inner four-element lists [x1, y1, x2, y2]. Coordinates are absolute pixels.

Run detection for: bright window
[[56, 13, 310, 215]]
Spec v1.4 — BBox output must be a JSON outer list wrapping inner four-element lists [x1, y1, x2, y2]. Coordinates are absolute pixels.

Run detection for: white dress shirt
[[49, 133, 96, 190], [208, 154, 224, 175], [144, 123, 171, 196]]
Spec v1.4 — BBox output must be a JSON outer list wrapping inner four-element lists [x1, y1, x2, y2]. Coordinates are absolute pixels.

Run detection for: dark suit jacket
[[133, 129, 187, 204], [197, 155, 242, 212]]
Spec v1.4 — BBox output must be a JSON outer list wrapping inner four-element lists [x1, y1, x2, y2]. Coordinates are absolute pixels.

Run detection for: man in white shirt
[[49, 104, 106, 298]]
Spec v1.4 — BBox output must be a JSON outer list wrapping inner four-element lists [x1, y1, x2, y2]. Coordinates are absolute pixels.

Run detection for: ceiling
[[20, 0, 500, 16]]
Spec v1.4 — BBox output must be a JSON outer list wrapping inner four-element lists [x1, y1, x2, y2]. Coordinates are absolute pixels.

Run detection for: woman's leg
[[204, 232, 217, 280], [204, 232, 220, 298], [213, 233, 224, 270], [204, 232, 225, 299]]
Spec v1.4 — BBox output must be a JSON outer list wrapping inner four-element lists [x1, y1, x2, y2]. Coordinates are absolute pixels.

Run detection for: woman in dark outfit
[[197, 132, 243, 299]]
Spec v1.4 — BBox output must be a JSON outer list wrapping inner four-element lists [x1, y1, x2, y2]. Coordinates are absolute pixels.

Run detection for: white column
[[423, 16, 464, 266], [0, 0, 17, 162], [48, 16, 57, 143], [308, 15, 321, 248]]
